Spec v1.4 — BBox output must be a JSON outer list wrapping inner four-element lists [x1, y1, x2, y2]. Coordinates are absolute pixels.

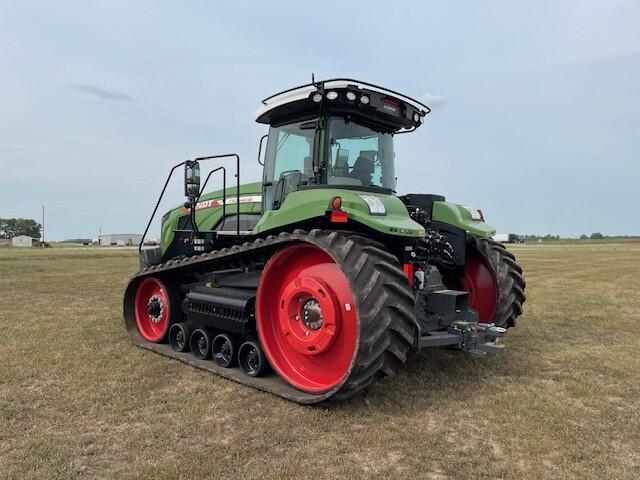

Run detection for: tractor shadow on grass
[[330, 340, 532, 415]]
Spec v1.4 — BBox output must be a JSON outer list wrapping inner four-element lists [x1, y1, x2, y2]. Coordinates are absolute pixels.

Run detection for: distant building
[[12, 235, 34, 247], [98, 234, 143, 246]]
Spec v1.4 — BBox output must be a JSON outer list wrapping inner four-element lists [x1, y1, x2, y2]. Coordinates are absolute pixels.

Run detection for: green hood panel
[[253, 189, 425, 238], [431, 201, 496, 237]]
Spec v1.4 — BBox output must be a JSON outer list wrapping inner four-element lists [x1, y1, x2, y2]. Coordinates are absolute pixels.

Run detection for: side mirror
[[184, 160, 201, 198]]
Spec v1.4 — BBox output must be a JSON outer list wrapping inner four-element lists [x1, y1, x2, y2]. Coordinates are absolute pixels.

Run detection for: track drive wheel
[[461, 236, 526, 328], [256, 233, 417, 399], [134, 277, 173, 343]]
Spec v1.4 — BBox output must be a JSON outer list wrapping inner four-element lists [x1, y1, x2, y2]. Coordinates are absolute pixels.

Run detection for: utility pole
[[42, 205, 45, 243]]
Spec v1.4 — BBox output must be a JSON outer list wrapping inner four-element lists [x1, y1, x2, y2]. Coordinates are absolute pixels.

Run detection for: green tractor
[[123, 78, 526, 403]]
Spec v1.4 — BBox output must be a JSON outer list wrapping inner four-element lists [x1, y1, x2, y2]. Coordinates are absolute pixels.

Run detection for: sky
[[1, 0, 639, 240]]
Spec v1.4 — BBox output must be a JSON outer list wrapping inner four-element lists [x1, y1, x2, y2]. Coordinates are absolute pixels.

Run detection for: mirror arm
[[189, 200, 199, 236]]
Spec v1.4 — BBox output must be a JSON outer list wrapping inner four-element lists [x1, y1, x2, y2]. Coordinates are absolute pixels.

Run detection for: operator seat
[[350, 156, 374, 186]]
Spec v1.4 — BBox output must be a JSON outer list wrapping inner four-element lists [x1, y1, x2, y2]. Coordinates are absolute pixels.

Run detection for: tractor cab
[[255, 79, 430, 213]]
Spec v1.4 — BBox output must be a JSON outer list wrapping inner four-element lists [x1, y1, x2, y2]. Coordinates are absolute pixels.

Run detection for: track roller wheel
[[238, 341, 267, 377], [133, 277, 173, 343], [169, 323, 192, 352], [190, 329, 211, 360], [212, 333, 237, 368]]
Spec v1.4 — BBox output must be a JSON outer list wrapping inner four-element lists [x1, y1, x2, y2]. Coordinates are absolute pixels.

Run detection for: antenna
[[311, 72, 315, 83]]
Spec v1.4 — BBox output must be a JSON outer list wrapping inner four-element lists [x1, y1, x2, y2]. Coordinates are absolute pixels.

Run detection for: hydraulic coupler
[[416, 321, 507, 357]]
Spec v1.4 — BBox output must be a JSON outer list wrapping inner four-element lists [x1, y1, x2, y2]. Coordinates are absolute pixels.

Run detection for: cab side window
[[263, 121, 315, 211], [272, 130, 313, 181]]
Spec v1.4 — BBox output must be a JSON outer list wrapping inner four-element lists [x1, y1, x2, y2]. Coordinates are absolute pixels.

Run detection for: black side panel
[[213, 271, 262, 289], [399, 193, 446, 222], [215, 214, 261, 232]]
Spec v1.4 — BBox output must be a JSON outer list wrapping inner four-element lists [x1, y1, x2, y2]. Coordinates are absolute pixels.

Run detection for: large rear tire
[[256, 232, 416, 399], [462, 236, 526, 328]]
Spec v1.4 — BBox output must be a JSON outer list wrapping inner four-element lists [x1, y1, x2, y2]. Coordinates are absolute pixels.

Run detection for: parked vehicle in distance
[[493, 233, 525, 244]]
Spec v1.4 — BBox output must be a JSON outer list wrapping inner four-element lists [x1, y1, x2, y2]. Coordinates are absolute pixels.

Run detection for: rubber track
[[123, 229, 417, 404], [468, 236, 526, 328]]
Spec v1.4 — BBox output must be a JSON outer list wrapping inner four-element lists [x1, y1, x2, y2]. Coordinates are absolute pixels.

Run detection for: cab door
[[262, 120, 317, 212]]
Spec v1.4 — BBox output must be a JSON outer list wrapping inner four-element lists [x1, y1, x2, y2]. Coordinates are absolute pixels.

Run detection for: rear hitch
[[417, 321, 507, 356]]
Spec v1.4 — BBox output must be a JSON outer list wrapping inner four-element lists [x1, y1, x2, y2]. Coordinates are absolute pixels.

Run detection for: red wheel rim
[[459, 251, 497, 323], [134, 277, 170, 342], [256, 244, 357, 393]]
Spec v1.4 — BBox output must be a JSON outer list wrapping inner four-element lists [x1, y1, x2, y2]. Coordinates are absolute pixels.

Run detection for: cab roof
[[255, 78, 431, 133]]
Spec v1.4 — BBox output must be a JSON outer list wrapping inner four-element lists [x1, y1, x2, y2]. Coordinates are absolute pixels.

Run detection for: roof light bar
[[261, 77, 431, 114]]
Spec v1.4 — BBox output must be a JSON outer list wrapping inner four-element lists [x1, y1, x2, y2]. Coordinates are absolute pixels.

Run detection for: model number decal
[[184, 195, 262, 212]]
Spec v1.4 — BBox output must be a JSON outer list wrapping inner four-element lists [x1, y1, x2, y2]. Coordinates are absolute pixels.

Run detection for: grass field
[[1, 243, 639, 479]]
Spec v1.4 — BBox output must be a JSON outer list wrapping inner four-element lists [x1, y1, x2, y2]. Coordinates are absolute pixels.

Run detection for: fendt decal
[[184, 195, 262, 213]]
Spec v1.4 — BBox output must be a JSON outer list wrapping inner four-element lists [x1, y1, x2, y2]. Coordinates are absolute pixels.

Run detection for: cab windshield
[[327, 117, 395, 191]]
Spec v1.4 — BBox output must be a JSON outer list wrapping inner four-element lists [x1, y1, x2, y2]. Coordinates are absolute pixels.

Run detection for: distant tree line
[[0, 218, 41, 239], [524, 234, 561, 241], [524, 233, 639, 241]]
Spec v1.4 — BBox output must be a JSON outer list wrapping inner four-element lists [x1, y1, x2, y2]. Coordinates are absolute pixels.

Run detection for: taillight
[[330, 210, 348, 223]]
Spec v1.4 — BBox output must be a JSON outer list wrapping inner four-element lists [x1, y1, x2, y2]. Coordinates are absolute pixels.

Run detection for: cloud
[[420, 92, 446, 108], [72, 84, 134, 102]]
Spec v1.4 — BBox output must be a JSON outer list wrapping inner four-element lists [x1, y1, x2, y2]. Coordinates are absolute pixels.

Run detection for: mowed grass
[[1, 244, 639, 480]]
